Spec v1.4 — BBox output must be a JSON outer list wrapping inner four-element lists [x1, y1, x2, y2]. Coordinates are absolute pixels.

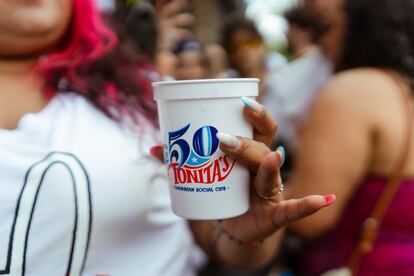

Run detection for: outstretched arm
[[152, 98, 335, 269]]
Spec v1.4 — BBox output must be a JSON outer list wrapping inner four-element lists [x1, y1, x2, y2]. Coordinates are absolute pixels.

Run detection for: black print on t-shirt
[[0, 152, 92, 276]]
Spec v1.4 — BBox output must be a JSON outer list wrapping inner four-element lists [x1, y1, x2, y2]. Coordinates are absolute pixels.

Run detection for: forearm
[[190, 220, 283, 270]]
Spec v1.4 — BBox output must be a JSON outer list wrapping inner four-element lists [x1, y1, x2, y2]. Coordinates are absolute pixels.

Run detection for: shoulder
[[319, 68, 401, 102], [313, 68, 404, 119], [56, 93, 114, 123]]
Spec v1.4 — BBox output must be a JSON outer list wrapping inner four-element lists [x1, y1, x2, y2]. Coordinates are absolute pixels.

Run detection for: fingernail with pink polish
[[216, 132, 241, 150], [241, 97, 263, 113], [324, 194, 336, 205], [150, 145, 163, 156]]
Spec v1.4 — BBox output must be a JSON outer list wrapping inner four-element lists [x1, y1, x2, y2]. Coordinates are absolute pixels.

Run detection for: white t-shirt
[[262, 48, 332, 148], [0, 93, 204, 276]]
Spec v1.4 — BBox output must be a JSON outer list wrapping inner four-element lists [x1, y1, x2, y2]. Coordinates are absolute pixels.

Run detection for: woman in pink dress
[[219, 0, 414, 274]]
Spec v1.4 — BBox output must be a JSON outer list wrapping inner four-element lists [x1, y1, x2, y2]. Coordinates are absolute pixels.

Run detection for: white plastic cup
[[153, 78, 259, 220]]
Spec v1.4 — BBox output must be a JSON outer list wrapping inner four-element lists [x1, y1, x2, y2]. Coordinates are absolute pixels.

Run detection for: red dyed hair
[[38, 0, 157, 125], [38, 0, 117, 71]]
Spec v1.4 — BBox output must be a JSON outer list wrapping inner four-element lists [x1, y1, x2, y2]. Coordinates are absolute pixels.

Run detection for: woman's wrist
[[209, 220, 264, 257], [209, 219, 283, 269]]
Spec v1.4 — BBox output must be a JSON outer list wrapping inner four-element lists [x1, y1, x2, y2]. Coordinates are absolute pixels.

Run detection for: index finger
[[217, 134, 271, 172], [241, 97, 277, 147]]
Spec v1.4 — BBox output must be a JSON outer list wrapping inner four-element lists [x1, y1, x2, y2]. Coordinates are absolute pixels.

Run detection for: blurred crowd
[[97, 0, 414, 275], [102, 0, 414, 275], [101, 0, 332, 179], [98, 0, 414, 275]]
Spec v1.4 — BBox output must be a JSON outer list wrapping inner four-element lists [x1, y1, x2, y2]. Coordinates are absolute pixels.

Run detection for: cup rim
[[152, 78, 259, 87]]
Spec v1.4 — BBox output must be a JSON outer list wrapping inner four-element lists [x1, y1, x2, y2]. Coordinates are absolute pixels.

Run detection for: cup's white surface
[[153, 79, 259, 220]]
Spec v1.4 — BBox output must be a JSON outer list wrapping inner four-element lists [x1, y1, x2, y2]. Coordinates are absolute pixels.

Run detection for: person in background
[[285, 5, 322, 59], [204, 43, 237, 79], [283, 0, 414, 274], [108, 0, 195, 79], [110, 0, 169, 84], [261, 5, 332, 153], [0, 0, 334, 275], [221, 1, 414, 274], [114, 0, 159, 62], [221, 17, 272, 100], [108, 0, 194, 81], [174, 40, 208, 80], [154, 0, 194, 78]]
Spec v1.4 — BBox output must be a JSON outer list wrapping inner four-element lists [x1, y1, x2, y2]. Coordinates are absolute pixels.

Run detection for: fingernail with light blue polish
[[241, 97, 262, 113], [276, 146, 286, 168]]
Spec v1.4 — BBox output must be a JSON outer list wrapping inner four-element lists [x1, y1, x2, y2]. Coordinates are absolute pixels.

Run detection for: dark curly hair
[[339, 0, 414, 88], [284, 5, 325, 42], [221, 16, 261, 53], [221, 16, 262, 71]]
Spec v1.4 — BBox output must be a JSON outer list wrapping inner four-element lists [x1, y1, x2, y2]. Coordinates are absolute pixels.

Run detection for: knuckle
[[256, 110, 277, 134], [235, 138, 250, 156], [255, 108, 267, 121], [299, 198, 315, 217], [286, 200, 300, 222]]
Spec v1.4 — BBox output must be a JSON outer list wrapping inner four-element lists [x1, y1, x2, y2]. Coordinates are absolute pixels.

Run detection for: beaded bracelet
[[209, 220, 224, 257], [210, 220, 264, 256]]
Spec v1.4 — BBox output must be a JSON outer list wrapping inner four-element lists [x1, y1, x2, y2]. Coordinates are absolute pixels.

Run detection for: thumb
[[254, 151, 284, 202]]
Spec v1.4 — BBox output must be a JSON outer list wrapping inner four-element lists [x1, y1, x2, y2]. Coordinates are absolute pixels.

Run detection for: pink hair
[[38, 0, 117, 74], [37, 0, 158, 125]]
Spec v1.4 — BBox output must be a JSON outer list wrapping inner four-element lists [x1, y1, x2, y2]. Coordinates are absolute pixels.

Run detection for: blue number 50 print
[[168, 124, 191, 168], [168, 124, 219, 168]]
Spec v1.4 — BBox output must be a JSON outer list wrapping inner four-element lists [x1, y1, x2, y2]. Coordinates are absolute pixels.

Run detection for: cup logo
[[165, 124, 236, 184]]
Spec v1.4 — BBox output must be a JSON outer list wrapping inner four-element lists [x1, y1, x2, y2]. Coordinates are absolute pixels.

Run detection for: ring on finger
[[256, 183, 284, 201]]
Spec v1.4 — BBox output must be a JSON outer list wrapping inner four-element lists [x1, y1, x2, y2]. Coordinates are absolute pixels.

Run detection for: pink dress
[[300, 177, 414, 275]]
